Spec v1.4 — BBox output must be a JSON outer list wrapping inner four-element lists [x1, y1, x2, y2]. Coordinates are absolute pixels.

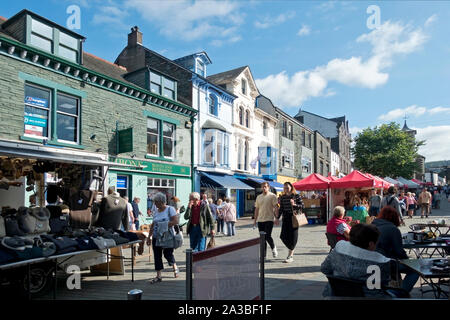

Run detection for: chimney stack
[[128, 26, 142, 47]]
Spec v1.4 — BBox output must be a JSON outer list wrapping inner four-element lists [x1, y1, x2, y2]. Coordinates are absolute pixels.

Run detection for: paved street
[[40, 198, 449, 300]]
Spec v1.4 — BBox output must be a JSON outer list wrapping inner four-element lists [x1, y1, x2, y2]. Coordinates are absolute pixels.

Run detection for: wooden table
[[400, 258, 449, 299]]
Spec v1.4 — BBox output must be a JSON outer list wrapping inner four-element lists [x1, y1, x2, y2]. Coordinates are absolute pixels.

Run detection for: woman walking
[[223, 198, 237, 236], [405, 192, 417, 219], [276, 182, 304, 263], [216, 199, 225, 235], [147, 192, 180, 283]]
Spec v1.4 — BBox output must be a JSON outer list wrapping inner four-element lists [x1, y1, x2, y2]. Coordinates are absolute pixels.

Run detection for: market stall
[[329, 170, 387, 224], [397, 176, 421, 190], [0, 139, 143, 298], [293, 173, 330, 224], [384, 176, 405, 189]]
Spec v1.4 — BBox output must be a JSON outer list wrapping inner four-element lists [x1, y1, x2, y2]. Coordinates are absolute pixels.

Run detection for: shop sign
[[117, 176, 127, 189], [24, 114, 47, 127], [25, 96, 48, 108], [24, 124, 43, 136], [118, 127, 133, 154], [110, 157, 191, 177]]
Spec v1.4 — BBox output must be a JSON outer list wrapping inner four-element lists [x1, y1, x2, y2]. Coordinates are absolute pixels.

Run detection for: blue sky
[[1, 0, 449, 161]]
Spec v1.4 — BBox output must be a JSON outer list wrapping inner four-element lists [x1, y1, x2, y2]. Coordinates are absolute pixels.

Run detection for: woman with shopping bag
[[276, 182, 304, 263]]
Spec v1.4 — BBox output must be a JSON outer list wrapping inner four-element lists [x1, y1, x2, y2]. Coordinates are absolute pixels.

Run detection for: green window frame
[[19, 72, 85, 149], [144, 111, 178, 161], [148, 70, 177, 101], [26, 15, 81, 63]]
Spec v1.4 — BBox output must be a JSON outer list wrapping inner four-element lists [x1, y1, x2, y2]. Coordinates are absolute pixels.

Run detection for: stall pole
[[186, 249, 193, 300], [131, 245, 135, 282], [326, 188, 330, 223], [107, 249, 110, 280], [53, 259, 58, 300], [259, 231, 266, 301], [27, 263, 31, 301]]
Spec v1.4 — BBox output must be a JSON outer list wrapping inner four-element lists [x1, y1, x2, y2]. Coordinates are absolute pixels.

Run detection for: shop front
[[108, 157, 192, 226], [233, 173, 284, 218], [199, 172, 254, 218]]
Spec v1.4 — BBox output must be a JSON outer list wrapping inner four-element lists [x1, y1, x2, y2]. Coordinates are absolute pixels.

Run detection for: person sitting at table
[[372, 206, 420, 293], [346, 198, 369, 224], [321, 223, 393, 298], [326, 206, 351, 242]]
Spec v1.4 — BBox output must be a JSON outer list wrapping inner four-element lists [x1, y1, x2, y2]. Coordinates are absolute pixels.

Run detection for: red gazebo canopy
[[330, 170, 379, 189], [293, 173, 330, 190], [364, 173, 387, 189], [412, 178, 425, 185]]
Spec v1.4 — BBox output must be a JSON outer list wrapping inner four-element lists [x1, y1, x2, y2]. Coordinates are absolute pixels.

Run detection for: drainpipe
[[191, 115, 196, 192]]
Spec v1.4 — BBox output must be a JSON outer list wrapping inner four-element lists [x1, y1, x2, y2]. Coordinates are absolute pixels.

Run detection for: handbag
[[292, 212, 308, 228], [18, 207, 51, 235], [207, 235, 215, 250], [70, 190, 96, 229]]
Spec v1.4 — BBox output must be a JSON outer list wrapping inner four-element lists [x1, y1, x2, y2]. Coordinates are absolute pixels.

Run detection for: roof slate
[[207, 66, 247, 86]]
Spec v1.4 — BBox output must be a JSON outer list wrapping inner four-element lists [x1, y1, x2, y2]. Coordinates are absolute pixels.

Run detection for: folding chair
[[325, 233, 338, 252]]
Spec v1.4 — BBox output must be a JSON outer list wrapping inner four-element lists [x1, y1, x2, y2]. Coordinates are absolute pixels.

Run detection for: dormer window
[[28, 16, 81, 63], [30, 18, 53, 52], [149, 70, 177, 101], [197, 60, 205, 77], [58, 31, 79, 62], [241, 79, 247, 95]]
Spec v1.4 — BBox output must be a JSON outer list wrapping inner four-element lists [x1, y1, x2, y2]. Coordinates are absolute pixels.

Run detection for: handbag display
[[69, 190, 96, 229], [292, 212, 308, 228], [18, 207, 51, 235]]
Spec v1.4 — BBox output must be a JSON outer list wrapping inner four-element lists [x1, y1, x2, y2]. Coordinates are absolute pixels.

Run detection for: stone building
[[0, 11, 195, 224]]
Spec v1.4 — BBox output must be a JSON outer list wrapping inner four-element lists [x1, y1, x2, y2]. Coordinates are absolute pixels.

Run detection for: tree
[[352, 123, 425, 178]]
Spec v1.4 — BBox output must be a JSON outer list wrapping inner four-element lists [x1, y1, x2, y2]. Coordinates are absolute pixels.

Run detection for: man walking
[[418, 188, 432, 218], [368, 189, 382, 217], [131, 197, 142, 230], [253, 182, 279, 259], [184, 192, 215, 252], [381, 186, 404, 225]]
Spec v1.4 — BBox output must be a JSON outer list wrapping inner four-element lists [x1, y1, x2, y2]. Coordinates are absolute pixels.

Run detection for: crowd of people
[[322, 184, 450, 298], [130, 182, 448, 296]]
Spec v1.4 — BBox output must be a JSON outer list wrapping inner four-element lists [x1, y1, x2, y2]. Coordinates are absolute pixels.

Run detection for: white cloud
[[378, 105, 427, 121], [378, 105, 450, 121], [124, 0, 243, 42], [429, 106, 450, 115], [415, 125, 450, 161], [210, 35, 242, 47], [92, 5, 130, 31], [425, 14, 438, 27], [256, 20, 427, 107], [254, 11, 296, 29], [349, 126, 363, 137], [297, 25, 311, 36]]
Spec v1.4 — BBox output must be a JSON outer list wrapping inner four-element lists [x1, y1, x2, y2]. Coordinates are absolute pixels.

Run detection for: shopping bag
[[292, 213, 308, 228], [206, 235, 216, 250]]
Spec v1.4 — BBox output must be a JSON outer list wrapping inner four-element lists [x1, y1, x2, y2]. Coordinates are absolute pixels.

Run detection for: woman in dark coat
[[276, 182, 304, 263]]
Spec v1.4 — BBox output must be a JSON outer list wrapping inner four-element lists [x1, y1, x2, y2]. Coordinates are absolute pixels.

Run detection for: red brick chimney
[[128, 26, 142, 47]]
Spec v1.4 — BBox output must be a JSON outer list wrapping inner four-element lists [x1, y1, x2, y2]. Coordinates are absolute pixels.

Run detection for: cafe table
[[399, 258, 449, 299], [403, 238, 450, 259]]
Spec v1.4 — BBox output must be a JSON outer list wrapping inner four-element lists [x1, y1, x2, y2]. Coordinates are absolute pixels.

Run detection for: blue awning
[[201, 172, 254, 190], [247, 178, 284, 192]]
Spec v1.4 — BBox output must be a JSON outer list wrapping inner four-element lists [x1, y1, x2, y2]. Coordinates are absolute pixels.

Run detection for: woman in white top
[[148, 192, 179, 284]]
